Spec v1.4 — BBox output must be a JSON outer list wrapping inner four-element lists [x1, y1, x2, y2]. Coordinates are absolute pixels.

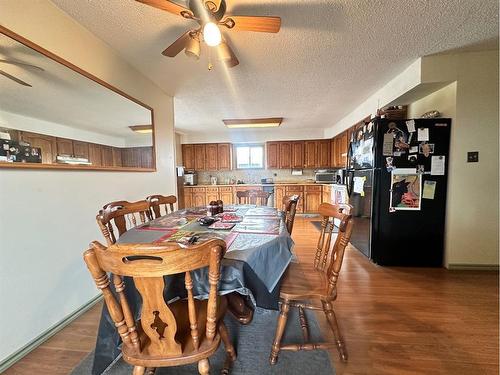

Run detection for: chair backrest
[[312, 203, 354, 297], [236, 190, 271, 206], [96, 200, 152, 245], [83, 239, 226, 358], [283, 195, 299, 235], [146, 194, 177, 219]]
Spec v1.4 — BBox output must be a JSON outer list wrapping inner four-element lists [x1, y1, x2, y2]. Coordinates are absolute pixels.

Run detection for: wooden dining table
[[91, 204, 294, 375]]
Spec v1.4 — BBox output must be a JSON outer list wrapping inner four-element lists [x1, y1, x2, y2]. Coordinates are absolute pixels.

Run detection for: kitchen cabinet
[[205, 144, 218, 170], [191, 187, 207, 207], [274, 186, 285, 208], [285, 185, 304, 213], [20, 131, 57, 164], [330, 139, 336, 168], [182, 144, 195, 170], [266, 142, 279, 169], [217, 143, 232, 171], [194, 144, 206, 171], [291, 141, 304, 169], [56, 137, 74, 156], [318, 140, 331, 168], [206, 187, 219, 203], [101, 146, 114, 167], [219, 187, 234, 204], [278, 142, 292, 169], [305, 185, 322, 213], [112, 147, 122, 167], [73, 141, 89, 159], [88, 143, 103, 166], [140, 147, 154, 169], [304, 141, 318, 169], [184, 188, 193, 208], [333, 131, 349, 168], [322, 185, 332, 204]]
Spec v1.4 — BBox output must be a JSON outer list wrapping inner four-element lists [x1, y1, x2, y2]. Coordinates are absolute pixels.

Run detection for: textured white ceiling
[[51, 0, 498, 134], [0, 33, 151, 140]]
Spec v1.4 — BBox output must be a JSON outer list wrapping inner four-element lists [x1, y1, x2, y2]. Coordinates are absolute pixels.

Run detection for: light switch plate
[[467, 151, 479, 163]]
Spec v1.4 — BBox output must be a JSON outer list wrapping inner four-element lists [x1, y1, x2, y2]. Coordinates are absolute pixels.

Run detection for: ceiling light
[[218, 41, 232, 62], [129, 125, 153, 134], [185, 35, 201, 60], [203, 22, 222, 47], [223, 118, 283, 129]]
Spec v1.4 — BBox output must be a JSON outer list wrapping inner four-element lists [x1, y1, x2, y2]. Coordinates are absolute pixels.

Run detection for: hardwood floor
[[4, 217, 498, 374]]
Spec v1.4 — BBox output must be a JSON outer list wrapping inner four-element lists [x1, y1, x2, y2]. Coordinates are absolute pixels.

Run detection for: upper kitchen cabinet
[[266, 141, 279, 169], [194, 144, 206, 171], [217, 143, 232, 171], [205, 144, 218, 170], [182, 144, 195, 170], [318, 140, 330, 168], [291, 141, 304, 169], [278, 142, 292, 169]]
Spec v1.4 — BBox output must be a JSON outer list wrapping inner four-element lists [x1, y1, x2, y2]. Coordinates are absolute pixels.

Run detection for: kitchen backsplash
[[197, 169, 316, 185]]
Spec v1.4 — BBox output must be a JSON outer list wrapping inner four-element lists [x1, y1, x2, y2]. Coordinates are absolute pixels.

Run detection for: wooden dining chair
[[83, 239, 236, 375], [282, 195, 299, 235], [146, 195, 177, 219], [96, 200, 152, 246], [236, 190, 271, 206], [269, 203, 354, 365]]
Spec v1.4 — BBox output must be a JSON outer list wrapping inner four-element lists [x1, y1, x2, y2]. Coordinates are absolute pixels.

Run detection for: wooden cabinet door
[[192, 192, 207, 207], [56, 137, 73, 156], [278, 142, 292, 169], [20, 132, 57, 164], [184, 189, 193, 208], [112, 147, 122, 167], [318, 140, 330, 168], [205, 144, 218, 170], [101, 146, 114, 167], [305, 186, 322, 213], [337, 131, 348, 167], [285, 185, 305, 213], [206, 187, 219, 203], [140, 147, 153, 168], [219, 187, 234, 204], [274, 186, 285, 209], [291, 141, 304, 169], [88, 143, 103, 166], [322, 185, 332, 204], [217, 143, 232, 171], [330, 139, 336, 167], [182, 144, 195, 170], [73, 141, 89, 159], [304, 141, 318, 169], [266, 142, 279, 169], [194, 144, 206, 171]]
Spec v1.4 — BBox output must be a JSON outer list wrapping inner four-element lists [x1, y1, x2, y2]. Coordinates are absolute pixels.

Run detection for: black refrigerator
[[345, 117, 451, 267]]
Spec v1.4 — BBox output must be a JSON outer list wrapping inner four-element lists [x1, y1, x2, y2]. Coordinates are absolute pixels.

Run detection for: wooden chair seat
[[123, 297, 227, 368], [279, 262, 336, 302]]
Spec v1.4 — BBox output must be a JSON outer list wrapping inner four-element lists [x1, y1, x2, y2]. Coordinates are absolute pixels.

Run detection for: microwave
[[315, 170, 344, 184]]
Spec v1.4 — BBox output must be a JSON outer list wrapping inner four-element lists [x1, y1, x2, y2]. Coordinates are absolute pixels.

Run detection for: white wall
[[0, 0, 176, 363], [407, 83, 457, 119]]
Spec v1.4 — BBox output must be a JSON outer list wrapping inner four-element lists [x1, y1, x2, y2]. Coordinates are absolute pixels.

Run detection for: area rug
[[72, 308, 335, 375], [310, 221, 339, 233]]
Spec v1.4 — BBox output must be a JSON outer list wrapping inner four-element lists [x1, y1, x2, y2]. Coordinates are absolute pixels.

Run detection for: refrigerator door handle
[[346, 170, 354, 197]]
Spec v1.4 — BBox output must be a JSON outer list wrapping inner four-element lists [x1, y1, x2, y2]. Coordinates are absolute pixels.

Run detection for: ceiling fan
[[135, 0, 281, 68], [0, 59, 44, 87]]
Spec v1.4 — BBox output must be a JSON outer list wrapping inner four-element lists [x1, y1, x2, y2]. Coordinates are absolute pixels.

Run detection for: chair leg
[[219, 321, 236, 374], [133, 366, 146, 375], [198, 358, 210, 375], [323, 301, 348, 362], [269, 299, 290, 365]]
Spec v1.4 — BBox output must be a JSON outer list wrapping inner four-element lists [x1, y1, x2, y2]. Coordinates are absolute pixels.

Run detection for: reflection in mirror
[[0, 30, 154, 170]]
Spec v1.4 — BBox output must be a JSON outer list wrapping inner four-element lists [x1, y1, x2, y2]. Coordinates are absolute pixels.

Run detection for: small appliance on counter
[[183, 171, 197, 186], [210, 176, 218, 185], [261, 178, 274, 184], [315, 170, 342, 184]]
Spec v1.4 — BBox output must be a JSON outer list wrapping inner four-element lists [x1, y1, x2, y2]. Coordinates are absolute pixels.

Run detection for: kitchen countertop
[[184, 182, 335, 187]]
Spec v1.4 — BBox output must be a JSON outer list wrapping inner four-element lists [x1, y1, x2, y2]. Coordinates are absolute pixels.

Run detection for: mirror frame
[[0, 25, 156, 172]]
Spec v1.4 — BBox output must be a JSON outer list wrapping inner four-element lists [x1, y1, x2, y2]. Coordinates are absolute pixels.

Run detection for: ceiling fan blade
[[135, 0, 193, 18], [0, 59, 45, 72], [0, 69, 32, 87], [223, 42, 239, 68], [221, 16, 281, 33], [162, 31, 192, 57]]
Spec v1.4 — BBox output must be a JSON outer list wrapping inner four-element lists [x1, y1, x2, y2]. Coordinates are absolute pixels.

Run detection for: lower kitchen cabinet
[[184, 189, 193, 208], [285, 185, 304, 213], [274, 186, 285, 208], [304, 185, 322, 213], [191, 187, 207, 207], [206, 187, 219, 203], [219, 187, 234, 204]]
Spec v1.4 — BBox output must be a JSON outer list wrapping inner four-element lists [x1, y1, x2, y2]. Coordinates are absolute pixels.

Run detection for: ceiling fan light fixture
[[217, 41, 232, 62], [184, 35, 201, 60], [203, 22, 222, 47]]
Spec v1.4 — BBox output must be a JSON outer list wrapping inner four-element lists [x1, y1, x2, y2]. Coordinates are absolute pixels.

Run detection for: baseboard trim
[[447, 263, 499, 271], [0, 294, 103, 372]]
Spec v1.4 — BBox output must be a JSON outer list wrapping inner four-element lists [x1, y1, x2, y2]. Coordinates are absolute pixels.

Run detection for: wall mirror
[[0, 27, 155, 171]]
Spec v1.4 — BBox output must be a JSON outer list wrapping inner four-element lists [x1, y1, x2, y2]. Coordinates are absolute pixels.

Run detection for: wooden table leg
[[227, 292, 254, 325]]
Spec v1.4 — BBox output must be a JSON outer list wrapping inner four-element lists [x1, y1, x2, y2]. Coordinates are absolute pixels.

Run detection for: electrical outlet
[[467, 152, 479, 163]]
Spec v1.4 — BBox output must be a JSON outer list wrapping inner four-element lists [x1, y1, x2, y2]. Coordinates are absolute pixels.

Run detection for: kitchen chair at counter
[[236, 190, 271, 206], [96, 200, 152, 246], [146, 194, 177, 219], [269, 203, 354, 364], [83, 239, 236, 375]]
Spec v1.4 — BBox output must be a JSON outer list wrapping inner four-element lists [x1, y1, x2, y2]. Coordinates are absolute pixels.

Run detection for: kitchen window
[[235, 144, 264, 169]]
